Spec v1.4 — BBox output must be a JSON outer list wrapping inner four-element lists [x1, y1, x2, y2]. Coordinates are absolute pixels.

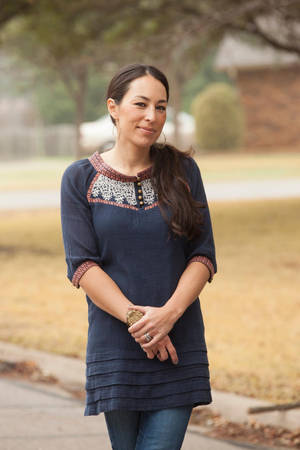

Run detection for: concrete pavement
[[205, 177, 300, 201], [0, 377, 111, 450], [0, 377, 264, 450], [1, 177, 300, 210]]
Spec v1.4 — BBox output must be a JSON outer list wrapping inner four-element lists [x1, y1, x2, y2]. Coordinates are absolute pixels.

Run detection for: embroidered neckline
[[88, 151, 153, 181]]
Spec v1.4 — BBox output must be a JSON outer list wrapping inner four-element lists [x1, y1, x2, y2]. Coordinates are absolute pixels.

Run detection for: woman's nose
[[145, 106, 156, 121]]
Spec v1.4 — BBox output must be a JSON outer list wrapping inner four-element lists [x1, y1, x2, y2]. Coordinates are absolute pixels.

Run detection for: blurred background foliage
[[192, 82, 245, 151], [0, 49, 229, 125]]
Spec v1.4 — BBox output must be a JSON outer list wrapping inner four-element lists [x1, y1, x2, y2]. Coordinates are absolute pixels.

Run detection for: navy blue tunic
[[60, 151, 217, 415]]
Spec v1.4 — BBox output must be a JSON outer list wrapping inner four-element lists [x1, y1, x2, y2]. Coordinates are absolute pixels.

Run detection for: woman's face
[[108, 75, 168, 149]]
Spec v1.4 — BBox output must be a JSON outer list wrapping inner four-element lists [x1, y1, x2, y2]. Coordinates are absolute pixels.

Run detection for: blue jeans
[[104, 405, 193, 450]]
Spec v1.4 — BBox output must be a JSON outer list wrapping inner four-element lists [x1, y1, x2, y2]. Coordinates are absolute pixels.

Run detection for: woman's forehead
[[125, 75, 168, 101]]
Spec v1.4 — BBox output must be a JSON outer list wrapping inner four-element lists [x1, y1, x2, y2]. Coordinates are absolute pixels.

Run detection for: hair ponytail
[[150, 143, 205, 240]]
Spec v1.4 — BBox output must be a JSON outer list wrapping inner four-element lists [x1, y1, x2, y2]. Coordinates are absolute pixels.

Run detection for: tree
[[31, 70, 108, 124], [1, 0, 140, 157], [162, 0, 300, 57]]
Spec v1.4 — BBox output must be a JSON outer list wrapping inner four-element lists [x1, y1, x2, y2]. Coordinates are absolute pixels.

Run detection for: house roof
[[214, 34, 298, 71]]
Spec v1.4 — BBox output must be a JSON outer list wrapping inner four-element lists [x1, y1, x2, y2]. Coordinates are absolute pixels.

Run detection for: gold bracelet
[[126, 309, 144, 328]]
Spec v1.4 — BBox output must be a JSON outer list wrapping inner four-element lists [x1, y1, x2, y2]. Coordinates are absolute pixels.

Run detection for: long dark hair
[[106, 63, 204, 240]]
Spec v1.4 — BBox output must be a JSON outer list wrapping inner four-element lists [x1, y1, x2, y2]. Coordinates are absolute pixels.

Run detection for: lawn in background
[[0, 198, 299, 404]]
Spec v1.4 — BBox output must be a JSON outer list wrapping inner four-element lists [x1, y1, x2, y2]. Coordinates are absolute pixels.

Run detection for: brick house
[[214, 34, 300, 150]]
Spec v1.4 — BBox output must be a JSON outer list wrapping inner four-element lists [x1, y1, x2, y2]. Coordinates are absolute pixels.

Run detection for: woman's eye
[[135, 103, 166, 111]]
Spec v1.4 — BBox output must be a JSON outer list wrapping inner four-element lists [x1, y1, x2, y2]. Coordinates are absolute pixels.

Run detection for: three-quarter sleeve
[[184, 157, 217, 282], [60, 161, 102, 288]]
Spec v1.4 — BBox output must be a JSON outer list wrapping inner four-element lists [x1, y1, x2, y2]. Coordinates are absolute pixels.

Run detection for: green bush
[[191, 82, 245, 151]]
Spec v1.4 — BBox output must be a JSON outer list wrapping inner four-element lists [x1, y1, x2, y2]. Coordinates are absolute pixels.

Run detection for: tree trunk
[[74, 69, 88, 160], [172, 73, 182, 148]]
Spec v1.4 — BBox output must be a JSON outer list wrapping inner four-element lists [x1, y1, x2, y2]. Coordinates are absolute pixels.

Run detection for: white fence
[[0, 125, 76, 160]]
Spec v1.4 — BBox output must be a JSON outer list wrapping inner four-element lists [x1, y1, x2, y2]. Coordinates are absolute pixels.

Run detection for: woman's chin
[[134, 136, 157, 149]]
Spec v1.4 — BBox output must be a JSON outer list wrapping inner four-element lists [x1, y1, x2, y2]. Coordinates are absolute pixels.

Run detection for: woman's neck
[[102, 142, 152, 175]]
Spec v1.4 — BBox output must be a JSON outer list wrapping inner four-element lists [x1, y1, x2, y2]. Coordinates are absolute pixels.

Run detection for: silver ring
[[144, 332, 153, 343]]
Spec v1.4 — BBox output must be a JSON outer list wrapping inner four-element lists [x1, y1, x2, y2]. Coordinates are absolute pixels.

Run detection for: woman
[[60, 63, 217, 450]]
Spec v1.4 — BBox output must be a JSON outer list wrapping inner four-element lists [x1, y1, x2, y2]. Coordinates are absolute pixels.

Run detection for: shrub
[[191, 82, 245, 151]]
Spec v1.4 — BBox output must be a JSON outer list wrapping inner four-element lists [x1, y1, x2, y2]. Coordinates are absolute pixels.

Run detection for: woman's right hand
[[141, 335, 179, 365]]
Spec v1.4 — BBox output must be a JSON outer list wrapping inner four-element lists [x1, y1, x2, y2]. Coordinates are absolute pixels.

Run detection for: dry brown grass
[[0, 199, 299, 403], [195, 151, 300, 181], [202, 198, 300, 403], [0, 209, 87, 359]]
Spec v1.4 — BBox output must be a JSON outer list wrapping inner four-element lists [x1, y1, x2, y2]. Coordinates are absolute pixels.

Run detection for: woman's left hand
[[127, 304, 178, 349], [142, 335, 179, 365]]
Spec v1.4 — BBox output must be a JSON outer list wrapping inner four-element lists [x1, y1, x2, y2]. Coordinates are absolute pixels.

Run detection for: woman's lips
[[138, 127, 155, 134]]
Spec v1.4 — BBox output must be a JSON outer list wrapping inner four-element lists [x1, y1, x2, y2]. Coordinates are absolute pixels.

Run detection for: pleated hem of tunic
[[84, 347, 212, 416]]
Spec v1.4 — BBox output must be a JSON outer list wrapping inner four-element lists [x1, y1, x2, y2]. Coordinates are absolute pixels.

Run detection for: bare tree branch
[[229, 17, 300, 56]]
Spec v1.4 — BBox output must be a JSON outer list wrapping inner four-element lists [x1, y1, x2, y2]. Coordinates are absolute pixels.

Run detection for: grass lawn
[[196, 151, 300, 182], [0, 156, 71, 191], [0, 199, 299, 404], [1, 150, 300, 191]]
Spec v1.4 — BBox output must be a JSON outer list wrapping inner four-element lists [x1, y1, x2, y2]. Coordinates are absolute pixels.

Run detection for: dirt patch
[[0, 359, 85, 400], [0, 359, 58, 384]]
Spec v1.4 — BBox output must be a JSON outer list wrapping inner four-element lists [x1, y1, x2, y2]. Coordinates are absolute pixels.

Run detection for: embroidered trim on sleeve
[[187, 256, 215, 282], [72, 260, 99, 288]]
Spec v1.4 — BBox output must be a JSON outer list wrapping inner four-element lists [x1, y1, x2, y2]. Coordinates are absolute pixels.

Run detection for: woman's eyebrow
[[133, 95, 167, 104]]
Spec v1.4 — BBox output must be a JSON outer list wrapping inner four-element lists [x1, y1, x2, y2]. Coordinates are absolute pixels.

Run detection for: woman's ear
[[107, 98, 118, 121]]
